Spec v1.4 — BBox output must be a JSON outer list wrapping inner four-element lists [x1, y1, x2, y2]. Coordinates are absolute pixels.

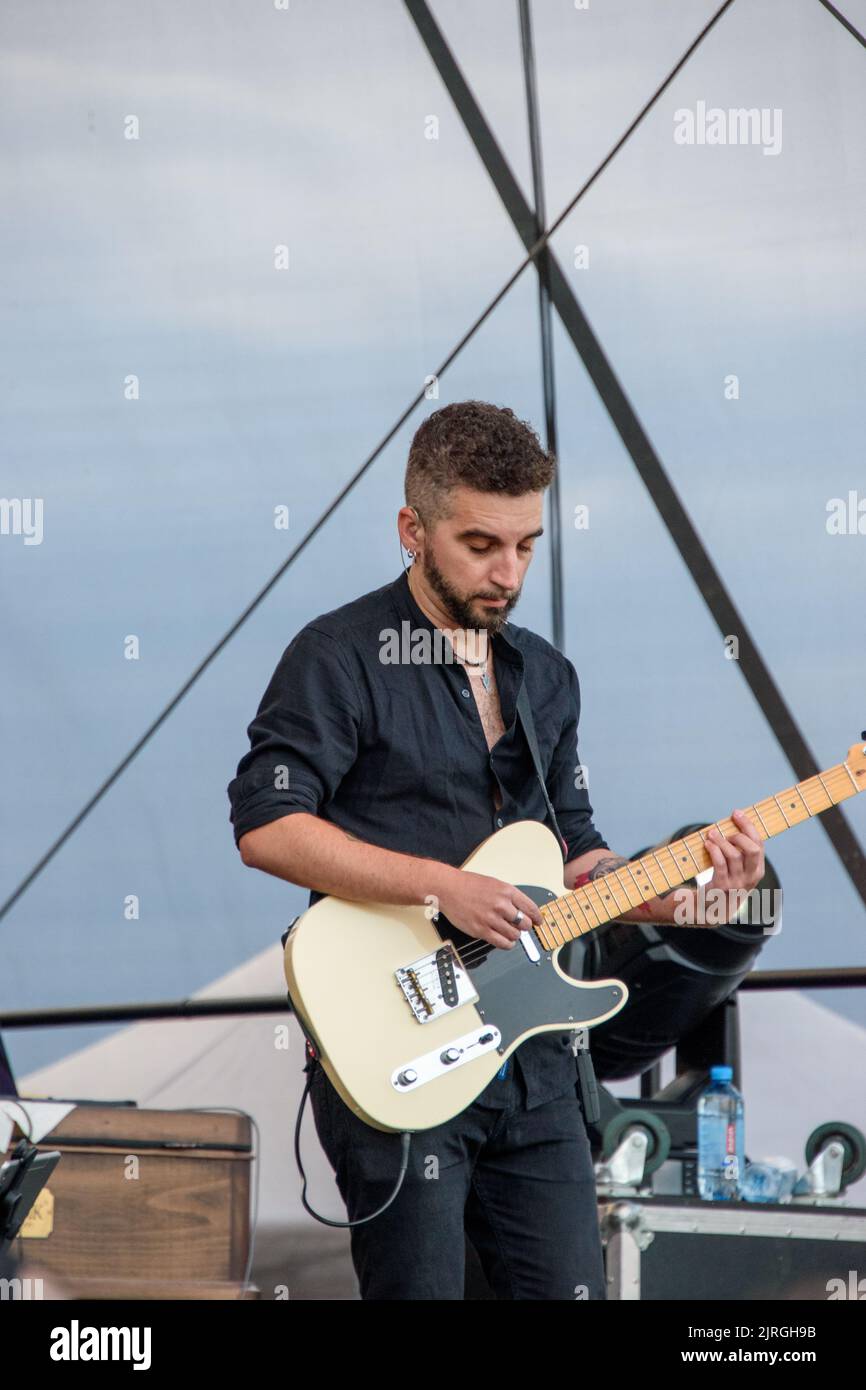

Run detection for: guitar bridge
[[395, 941, 478, 1023]]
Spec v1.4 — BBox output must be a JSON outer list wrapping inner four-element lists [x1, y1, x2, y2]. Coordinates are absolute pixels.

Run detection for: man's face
[[417, 485, 544, 634]]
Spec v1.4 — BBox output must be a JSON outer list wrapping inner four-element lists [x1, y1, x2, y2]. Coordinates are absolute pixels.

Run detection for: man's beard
[[419, 547, 521, 634]]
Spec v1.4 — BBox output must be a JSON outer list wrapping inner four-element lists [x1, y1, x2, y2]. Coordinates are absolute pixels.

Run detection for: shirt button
[[461, 688, 470, 698], [496, 817, 503, 827]]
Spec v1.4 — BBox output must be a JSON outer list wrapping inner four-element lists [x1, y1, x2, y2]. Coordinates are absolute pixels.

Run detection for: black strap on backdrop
[[405, 0, 866, 911], [2, 0, 864, 927]]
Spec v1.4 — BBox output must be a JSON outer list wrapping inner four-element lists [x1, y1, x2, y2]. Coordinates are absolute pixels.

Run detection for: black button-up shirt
[[227, 568, 608, 1110]]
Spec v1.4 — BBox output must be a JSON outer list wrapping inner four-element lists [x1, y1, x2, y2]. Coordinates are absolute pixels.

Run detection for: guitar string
[[402, 766, 853, 980]]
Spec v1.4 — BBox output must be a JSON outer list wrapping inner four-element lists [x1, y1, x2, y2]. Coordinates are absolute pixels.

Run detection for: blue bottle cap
[[710, 1064, 733, 1081]]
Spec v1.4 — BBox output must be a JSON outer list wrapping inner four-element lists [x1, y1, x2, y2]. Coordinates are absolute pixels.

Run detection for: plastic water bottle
[[740, 1158, 797, 1204], [697, 1064, 745, 1200]]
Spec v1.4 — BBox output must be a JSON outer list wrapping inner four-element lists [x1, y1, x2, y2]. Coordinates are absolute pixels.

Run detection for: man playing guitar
[[228, 399, 764, 1299]]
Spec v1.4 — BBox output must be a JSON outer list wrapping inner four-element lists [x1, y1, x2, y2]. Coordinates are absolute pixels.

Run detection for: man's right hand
[[431, 867, 544, 950]]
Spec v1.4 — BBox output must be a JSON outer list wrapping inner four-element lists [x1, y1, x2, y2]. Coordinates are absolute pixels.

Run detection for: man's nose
[[488, 556, 521, 591]]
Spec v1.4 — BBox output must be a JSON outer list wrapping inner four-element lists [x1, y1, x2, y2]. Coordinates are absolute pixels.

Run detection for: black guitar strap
[[515, 678, 567, 857], [515, 676, 601, 1128]]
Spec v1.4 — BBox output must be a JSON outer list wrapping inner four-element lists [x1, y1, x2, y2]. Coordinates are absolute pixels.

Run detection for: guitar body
[[284, 820, 628, 1132]]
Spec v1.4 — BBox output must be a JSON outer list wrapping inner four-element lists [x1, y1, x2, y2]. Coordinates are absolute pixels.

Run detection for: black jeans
[[307, 1058, 607, 1300]]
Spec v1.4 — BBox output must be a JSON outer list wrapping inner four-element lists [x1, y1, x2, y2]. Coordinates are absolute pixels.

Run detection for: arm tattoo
[[586, 855, 648, 919], [587, 855, 629, 880], [588, 852, 679, 915]]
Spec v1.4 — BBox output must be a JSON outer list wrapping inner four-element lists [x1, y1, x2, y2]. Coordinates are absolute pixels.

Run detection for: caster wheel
[[805, 1122, 866, 1186], [602, 1108, 671, 1176]]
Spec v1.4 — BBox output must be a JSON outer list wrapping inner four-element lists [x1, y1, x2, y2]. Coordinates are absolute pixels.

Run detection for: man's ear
[[409, 506, 424, 543], [400, 504, 424, 553]]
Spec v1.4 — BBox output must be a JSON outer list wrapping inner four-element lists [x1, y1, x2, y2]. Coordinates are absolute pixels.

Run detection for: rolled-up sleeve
[[227, 624, 362, 849], [547, 656, 609, 863]]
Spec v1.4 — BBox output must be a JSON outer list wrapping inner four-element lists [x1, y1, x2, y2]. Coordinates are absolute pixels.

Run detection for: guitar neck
[[539, 755, 866, 948]]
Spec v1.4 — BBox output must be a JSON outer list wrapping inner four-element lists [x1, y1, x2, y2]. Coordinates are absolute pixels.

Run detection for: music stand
[[0, 1140, 61, 1252]]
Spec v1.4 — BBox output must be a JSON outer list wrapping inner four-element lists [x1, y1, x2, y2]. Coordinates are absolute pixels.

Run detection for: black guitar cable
[[293, 1047, 412, 1228]]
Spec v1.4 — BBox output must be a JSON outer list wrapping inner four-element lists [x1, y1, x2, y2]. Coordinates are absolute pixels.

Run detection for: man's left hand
[[705, 808, 765, 894]]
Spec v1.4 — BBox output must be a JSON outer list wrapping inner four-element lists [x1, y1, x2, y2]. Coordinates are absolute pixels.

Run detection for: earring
[[407, 549, 416, 559]]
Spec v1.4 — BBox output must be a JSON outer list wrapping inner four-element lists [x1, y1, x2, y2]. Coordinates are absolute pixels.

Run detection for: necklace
[[460, 651, 492, 691]]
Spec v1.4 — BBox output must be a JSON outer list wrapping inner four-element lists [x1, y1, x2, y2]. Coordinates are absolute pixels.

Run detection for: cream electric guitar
[[284, 739, 866, 1133]]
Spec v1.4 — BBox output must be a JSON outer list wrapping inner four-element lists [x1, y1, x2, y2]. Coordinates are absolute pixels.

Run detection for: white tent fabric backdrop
[[19, 942, 866, 1226]]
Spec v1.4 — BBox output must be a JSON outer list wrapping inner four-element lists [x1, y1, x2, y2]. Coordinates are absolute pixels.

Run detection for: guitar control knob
[[440, 1048, 461, 1065], [478, 1032, 495, 1044], [396, 1068, 418, 1087]]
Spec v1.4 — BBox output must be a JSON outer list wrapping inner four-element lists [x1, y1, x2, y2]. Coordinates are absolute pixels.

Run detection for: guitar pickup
[[395, 941, 479, 1023], [435, 945, 459, 1007]]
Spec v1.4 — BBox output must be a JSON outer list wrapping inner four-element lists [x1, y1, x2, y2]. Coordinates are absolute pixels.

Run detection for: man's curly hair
[[405, 400, 556, 526]]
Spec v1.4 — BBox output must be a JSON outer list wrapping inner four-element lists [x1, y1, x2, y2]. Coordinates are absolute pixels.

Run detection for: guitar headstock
[[845, 734, 866, 780]]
